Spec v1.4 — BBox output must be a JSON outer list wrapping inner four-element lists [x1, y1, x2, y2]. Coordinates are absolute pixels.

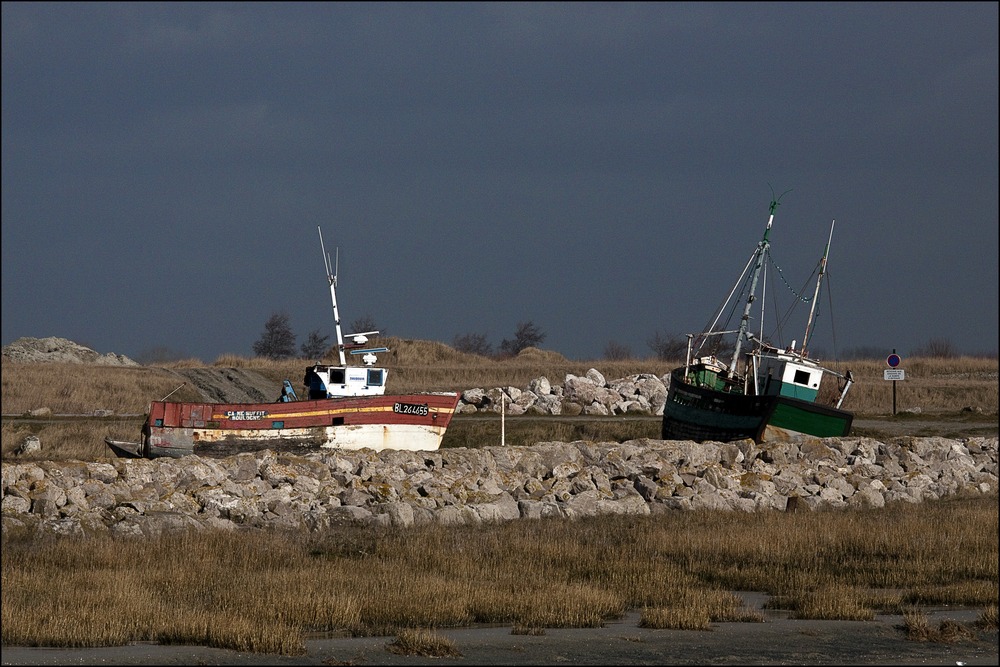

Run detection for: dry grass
[[2, 494, 995, 654], [902, 610, 978, 643], [2, 418, 143, 462], [975, 604, 998, 630], [638, 588, 766, 630], [783, 585, 876, 621], [4, 348, 995, 417], [639, 606, 713, 631], [385, 629, 462, 657]]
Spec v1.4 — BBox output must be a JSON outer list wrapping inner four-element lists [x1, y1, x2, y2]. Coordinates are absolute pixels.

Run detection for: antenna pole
[[318, 226, 347, 365], [730, 196, 781, 375]]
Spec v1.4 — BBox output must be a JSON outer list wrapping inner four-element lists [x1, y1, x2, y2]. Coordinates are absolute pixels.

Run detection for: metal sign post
[[884, 351, 905, 415], [500, 392, 505, 446]]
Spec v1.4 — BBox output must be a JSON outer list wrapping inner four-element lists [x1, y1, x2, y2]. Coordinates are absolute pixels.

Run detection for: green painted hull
[[769, 396, 853, 438], [662, 367, 775, 442]]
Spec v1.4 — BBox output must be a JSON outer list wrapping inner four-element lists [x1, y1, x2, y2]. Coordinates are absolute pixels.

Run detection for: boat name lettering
[[393, 402, 429, 416], [225, 410, 267, 420]]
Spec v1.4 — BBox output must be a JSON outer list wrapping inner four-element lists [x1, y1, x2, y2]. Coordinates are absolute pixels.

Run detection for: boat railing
[[684, 329, 741, 369], [753, 350, 851, 381]]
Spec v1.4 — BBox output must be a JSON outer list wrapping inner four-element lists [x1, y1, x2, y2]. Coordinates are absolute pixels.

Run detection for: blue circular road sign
[[887, 354, 901, 368]]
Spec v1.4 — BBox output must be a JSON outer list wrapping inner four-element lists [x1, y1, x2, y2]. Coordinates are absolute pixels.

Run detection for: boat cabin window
[[793, 369, 812, 386], [367, 369, 385, 387], [329, 368, 345, 384]]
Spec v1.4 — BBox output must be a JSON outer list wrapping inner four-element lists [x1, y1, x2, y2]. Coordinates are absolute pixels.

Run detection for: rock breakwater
[[3, 436, 996, 538], [457, 368, 669, 415]]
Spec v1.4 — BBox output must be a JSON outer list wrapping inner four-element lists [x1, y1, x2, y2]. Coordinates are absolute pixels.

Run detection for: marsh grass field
[[2, 494, 997, 659], [1, 343, 998, 662]]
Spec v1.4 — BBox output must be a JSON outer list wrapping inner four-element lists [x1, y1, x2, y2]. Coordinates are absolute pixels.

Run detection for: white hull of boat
[[183, 422, 449, 452]]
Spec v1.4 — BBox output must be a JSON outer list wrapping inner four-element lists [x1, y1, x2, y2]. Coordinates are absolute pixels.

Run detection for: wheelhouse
[[305, 364, 388, 399], [754, 351, 822, 401]]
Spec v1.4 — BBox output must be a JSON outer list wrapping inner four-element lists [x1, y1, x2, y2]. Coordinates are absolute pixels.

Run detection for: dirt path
[[851, 417, 998, 439], [165, 367, 282, 403]]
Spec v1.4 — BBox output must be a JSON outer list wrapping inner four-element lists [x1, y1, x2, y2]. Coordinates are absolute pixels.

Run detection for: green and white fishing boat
[[661, 193, 855, 443]]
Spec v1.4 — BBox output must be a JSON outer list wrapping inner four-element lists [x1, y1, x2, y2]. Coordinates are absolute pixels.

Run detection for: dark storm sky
[[2, 2, 997, 362]]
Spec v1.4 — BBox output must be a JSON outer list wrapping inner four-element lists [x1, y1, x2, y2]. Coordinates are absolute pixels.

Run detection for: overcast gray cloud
[[3, 2, 997, 362]]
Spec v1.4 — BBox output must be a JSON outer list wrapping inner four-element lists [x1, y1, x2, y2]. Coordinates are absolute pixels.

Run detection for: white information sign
[[884, 369, 906, 381]]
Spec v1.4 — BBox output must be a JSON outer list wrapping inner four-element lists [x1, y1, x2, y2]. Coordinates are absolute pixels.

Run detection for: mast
[[318, 226, 347, 366], [728, 197, 780, 375], [800, 219, 834, 358]]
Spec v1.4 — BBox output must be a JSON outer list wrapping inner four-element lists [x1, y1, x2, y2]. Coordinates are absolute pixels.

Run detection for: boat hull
[[661, 368, 774, 442], [764, 396, 853, 441], [661, 368, 852, 444], [110, 392, 460, 459], [104, 439, 144, 458]]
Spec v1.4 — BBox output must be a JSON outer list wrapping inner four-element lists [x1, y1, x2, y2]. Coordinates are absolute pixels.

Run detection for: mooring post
[[500, 392, 505, 446]]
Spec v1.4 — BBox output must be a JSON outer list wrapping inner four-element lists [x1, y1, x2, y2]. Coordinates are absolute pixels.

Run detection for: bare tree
[[452, 332, 493, 357], [350, 314, 380, 335], [603, 340, 632, 361], [252, 312, 296, 359], [300, 329, 330, 359], [498, 321, 546, 358], [914, 337, 958, 358], [647, 331, 689, 361]]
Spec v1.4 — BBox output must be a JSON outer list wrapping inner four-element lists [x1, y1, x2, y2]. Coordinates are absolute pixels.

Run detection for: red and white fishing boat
[[106, 228, 459, 459]]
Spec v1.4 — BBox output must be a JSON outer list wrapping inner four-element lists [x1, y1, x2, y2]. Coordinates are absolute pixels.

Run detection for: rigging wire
[[764, 256, 787, 349], [775, 267, 820, 346], [767, 252, 813, 303], [825, 270, 840, 361], [693, 248, 757, 359], [759, 251, 829, 352]]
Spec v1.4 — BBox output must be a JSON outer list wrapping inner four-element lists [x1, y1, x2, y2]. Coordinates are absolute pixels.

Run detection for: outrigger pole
[[800, 219, 834, 359]]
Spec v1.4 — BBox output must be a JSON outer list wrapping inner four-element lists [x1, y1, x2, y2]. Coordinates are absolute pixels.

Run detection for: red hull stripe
[[149, 394, 459, 430]]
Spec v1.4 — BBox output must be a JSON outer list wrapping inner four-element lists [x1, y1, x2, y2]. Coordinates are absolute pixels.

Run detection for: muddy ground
[[2, 608, 996, 666], [164, 367, 284, 403]]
